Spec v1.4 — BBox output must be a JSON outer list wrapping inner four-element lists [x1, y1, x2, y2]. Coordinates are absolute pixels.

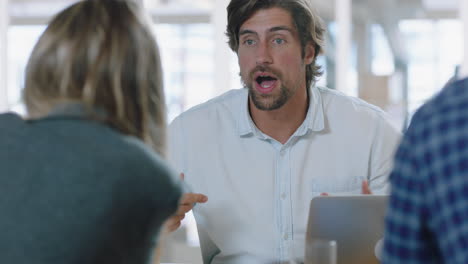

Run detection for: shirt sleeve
[[168, 115, 219, 261], [196, 221, 221, 263], [168, 116, 184, 173], [368, 114, 401, 194]]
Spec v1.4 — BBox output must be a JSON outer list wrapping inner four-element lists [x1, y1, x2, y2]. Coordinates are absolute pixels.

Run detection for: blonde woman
[[0, 0, 181, 263]]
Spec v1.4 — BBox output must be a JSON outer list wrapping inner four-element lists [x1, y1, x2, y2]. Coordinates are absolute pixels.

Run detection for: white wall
[[460, 0, 468, 78], [335, 0, 354, 96], [212, 0, 232, 96], [0, 0, 9, 112]]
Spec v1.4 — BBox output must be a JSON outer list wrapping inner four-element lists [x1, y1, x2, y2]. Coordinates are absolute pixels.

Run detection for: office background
[[0, 0, 467, 263]]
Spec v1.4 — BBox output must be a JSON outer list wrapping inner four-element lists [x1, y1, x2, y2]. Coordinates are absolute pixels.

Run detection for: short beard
[[244, 80, 292, 111], [241, 66, 293, 111]]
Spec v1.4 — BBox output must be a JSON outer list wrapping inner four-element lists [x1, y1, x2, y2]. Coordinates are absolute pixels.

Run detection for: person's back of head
[[0, 1, 181, 263], [24, 0, 166, 156]]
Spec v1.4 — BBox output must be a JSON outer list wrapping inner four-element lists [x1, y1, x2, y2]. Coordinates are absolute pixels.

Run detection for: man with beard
[[167, 0, 401, 263]]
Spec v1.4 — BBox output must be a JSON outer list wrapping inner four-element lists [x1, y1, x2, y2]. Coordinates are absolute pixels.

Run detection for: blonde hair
[[24, 0, 166, 156]]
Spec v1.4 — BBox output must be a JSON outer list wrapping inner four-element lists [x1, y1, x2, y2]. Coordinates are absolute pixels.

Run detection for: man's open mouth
[[255, 74, 278, 89]]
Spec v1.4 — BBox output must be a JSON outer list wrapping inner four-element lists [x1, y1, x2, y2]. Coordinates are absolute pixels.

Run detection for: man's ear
[[304, 42, 315, 65]]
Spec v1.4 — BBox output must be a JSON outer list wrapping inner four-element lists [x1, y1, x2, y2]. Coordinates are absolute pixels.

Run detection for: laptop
[[305, 195, 388, 264]]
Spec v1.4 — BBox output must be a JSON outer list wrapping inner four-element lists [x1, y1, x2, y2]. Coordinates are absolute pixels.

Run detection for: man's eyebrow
[[239, 29, 257, 36], [269, 26, 294, 33], [239, 26, 294, 36]]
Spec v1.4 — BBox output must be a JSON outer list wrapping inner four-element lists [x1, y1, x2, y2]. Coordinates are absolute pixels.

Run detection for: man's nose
[[255, 43, 273, 65]]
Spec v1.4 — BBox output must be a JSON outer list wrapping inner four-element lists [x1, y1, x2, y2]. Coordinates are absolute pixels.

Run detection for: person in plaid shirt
[[382, 77, 468, 263]]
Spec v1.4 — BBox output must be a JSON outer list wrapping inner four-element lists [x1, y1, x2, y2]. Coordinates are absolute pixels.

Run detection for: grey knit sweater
[[0, 107, 181, 264]]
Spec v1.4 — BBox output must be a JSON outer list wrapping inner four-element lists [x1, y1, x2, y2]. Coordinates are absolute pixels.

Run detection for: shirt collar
[[237, 89, 255, 137], [302, 86, 325, 133], [236, 86, 325, 137]]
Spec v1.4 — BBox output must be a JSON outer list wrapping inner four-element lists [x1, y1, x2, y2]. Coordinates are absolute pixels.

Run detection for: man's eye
[[244, 39, 255, 45], [273, 38, 285, 44]]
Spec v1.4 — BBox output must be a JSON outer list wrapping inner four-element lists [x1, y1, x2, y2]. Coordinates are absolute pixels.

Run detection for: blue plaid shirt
[[382, 78, 468, 264]]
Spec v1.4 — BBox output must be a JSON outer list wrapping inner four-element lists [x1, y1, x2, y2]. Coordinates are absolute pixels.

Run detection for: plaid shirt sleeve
[[382, 78, 468, 264]]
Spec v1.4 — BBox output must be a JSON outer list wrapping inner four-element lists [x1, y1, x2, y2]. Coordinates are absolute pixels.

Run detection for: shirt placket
[[275, 144, 293, 261]]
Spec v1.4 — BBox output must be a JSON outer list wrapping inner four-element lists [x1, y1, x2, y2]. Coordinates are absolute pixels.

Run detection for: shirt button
[[283, 233, 289, 240], [281, 193, 287, 200], [280, 150, 285, 156]]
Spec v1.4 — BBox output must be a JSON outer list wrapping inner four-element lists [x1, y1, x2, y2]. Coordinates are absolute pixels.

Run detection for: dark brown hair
[[24, 0, 166, 156], [226, 0, 326, 88]]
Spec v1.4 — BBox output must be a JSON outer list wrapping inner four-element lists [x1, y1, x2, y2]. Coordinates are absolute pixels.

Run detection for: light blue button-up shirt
[[168, 87, 401, 263]]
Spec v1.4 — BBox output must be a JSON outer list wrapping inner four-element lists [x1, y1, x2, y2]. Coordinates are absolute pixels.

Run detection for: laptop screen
[[305, 195, 388, 264]]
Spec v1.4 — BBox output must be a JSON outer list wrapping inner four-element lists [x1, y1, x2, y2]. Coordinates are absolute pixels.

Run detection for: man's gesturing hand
[[166, 173, 208, 232], [320, 180, 373, 196], [361, 180, 372, 194]]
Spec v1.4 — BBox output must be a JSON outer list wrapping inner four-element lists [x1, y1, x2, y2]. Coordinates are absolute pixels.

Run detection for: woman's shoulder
[[118, 135, 182, 192], [0, 112, 24, 128]]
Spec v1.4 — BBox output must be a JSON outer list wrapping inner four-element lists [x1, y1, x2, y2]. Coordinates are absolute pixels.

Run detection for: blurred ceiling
[[7, 0, 461, 19], [311, 0, 459, 22], [7, 0, 461, 62], [309, 0, 460, 63]]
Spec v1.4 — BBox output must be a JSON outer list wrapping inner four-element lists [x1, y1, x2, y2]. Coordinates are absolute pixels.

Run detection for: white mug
[[305, 239, 337, 264]]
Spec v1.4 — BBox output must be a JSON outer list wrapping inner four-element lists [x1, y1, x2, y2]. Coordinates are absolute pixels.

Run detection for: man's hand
[[361, 180, 372, 194], [166, 173, 208, 233], [320, 180, 372, 196]]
